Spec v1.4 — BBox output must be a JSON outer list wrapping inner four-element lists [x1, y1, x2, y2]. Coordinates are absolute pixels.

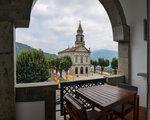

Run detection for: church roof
[[77, 22, 83, 34], [58, 45, 90, 54]]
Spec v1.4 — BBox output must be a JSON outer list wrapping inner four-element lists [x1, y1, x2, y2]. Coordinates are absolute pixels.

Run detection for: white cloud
[[16, 0, 117, 55]]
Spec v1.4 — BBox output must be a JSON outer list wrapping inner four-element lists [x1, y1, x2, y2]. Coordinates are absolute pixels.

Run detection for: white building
[[58, 22, 91, 75]]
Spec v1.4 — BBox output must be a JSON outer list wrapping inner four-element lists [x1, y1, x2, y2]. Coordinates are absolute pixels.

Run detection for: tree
[[47, 56, 72, 78], [54, 58, 60, 74], [62, 56, 72, 80], [62, 56, 72, 71], [58, 57, 66, 78], [91, 60, 98, 73], [52, 56, 72, 78], [111, 57, 118, 74], [16, 49, 50, 83], [47, 58, 55, 74], [98, 58, 109, 74]]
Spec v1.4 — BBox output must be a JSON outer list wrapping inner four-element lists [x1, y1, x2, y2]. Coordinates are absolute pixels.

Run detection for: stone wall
[[0, 21, 15, 120], [106, 75, 126, 86], [0, 1, 37, 119], [119, 0, 147, 107], [15, 82, 58, 120]]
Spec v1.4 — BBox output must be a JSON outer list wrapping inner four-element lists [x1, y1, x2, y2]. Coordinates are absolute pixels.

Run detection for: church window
[[80, 56, 83, 63], [81, 37, 83, 42], [75, 55, 78, 63], [86, 56, 88, 62]]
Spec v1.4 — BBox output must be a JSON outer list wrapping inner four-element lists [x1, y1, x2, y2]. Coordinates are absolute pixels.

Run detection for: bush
[[16, 49, 50, 83]]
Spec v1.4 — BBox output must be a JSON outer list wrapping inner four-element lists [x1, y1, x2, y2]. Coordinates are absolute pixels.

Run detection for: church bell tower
[[75, 21, 85, 47]]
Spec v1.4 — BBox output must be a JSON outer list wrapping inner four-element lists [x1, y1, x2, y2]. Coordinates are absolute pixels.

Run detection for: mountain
[[91, 49, 118, 61], [16, 42, 117, 60], [16, 42, 57, 58], [16, 42, 33, 53]]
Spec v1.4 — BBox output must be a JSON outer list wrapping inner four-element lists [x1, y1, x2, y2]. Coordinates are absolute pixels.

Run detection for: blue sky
[[16, 0, 118, 54]]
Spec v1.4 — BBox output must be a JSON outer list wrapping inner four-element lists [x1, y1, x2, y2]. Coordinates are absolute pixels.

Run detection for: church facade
[[58, 22, 91, 75]]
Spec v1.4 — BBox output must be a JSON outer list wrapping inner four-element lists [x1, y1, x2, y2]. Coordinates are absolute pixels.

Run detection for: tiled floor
[[124, 107, 147, 120], [56, 111, 64, 120], [56, 104, 64, 120], [56, 107, 147, 120]]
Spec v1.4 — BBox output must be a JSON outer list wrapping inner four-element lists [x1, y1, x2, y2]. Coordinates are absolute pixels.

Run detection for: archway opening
[[14, 0, 130, 119], [16, 0, 129, 83], [75, 67, 78, 74], [85, 67, 88, 74], [80, 67, 84, 74]]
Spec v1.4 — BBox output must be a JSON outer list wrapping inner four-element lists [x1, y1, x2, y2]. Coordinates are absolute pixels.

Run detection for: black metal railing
[[60, 78, 106, 115]]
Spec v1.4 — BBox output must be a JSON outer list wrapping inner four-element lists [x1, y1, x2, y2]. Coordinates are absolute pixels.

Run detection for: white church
[[58, 22, 91, 75]]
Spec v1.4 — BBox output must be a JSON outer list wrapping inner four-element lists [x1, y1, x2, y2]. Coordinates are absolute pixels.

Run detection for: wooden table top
[[76, 84, 137, 111]]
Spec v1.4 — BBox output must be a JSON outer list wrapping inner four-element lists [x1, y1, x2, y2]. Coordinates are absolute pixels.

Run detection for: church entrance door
[[80, 67, 83, 74], [75, 67, 78, 74], [85, 67, 88, 74]]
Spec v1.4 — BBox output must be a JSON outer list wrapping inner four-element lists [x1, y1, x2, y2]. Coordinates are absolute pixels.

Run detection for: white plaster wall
[[119, 0, 147, 107], [16, 101, 45, 120]]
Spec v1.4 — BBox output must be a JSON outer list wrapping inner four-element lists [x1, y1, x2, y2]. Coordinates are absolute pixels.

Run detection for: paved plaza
[[61, 72, 110, 81]]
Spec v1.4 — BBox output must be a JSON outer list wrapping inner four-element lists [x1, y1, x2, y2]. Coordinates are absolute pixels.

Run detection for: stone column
[[147, 0, 150, 118], [118, 42, 130, 84], [0, 21, 15, 120], [112, 24, 130, 84]]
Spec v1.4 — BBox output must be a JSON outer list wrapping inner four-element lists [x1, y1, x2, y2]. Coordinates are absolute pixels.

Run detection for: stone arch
[[29, 0, 130, 83], [0, 0, 131, 118], [98, 0, 130, 83], [80, 67, 84, 74], [15, 0, 129, 81], [99, 0, 128, 37], [75, 67, 78, 74]]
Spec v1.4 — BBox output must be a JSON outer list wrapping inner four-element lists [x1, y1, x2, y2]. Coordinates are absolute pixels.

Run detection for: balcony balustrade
[[15, 75, 126, 120]]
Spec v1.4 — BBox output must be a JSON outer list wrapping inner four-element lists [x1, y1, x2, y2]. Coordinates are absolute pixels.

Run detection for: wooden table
[[76, 84, 137, 120]]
